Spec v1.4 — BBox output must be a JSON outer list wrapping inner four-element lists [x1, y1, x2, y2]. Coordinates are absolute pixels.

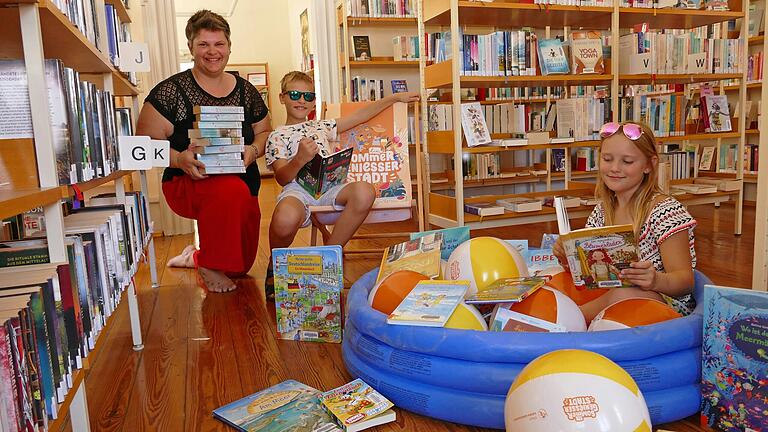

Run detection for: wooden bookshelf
[[62, 170, 131, 197], [424, 1, 612, 29], [618, 7, 745, 29], [349, 57, 420, 67], [47, 368, 88, 432], [425, 60, 613, 88], [429, 97, 560, 105], [345, 16, 416, 26], [112, 71, 139, 96], [619, 73, 744, 85], [0, 187, 63, 219], [104, 0, 130, 23], [749, 35, 764, 45]]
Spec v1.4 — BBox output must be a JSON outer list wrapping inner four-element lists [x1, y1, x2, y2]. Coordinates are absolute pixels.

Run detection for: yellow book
[[560, 224, 638, 289], [376, 233, 443, 283]]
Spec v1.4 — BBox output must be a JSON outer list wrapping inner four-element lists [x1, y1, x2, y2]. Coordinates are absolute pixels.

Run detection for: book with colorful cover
[[700, 285, 768, 431], [327, 102, 412, 209], [537, 38, 570, 75], [560, 224, 639, 289], [526, 248, 561, 276], [387, 280, 469, 327], [272, 246, 343, 343], [460, 102, 492, 147], [410, 227, 469, 261], [570, 30, 605, 74], [295, 147, 354, 199], [464, 277, 546, 304], [377, 233, 443, 283], [212, 380, 340, 432], [320, 379, 396, 432], [390, 79, 408, 93]]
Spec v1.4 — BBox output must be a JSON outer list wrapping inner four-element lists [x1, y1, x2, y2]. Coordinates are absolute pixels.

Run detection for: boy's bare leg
[[269, 197, 307, 249], [326, 182, 376, 246], [198, 266, 236, 292], [167, 244, 196, 268]]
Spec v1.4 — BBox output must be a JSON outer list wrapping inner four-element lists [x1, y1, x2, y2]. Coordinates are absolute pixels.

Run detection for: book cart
[[0, 0, 157, 430], [417, 0, 750, 234]]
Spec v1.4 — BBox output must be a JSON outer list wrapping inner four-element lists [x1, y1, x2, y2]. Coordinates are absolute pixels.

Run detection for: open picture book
[[296, 147, 354, 199]]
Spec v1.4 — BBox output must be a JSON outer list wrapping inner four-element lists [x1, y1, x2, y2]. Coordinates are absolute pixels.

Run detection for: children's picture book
[[410, 226, 470, 261], [352, 36, 372, 61], [490, 307, 567, 332], [212, 380, 340, 432], [540, 233, 560, 249], [700, 285, 768, 431], [560, 224, 639, 289], [387, 280, 469, 327], [701, 94, 732, 133], [527, 248, 561, 276], [698, 146, 716, 171], [295, 147, 354, 199], [320, 379, 396, 432], [460, 102, 492, 147], [377, 233, 443, 283], [390, 79, 408, 93], [272, 246, 343, 343], [570, 30, 605, 74], [537, 38, 570, 75], [327, 102, 412, 209], [464, 277, 546, 304]]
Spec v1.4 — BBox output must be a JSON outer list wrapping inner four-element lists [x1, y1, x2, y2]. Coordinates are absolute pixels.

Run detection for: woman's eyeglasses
[[599, 122, 643, 141], [284, 90, 316, 102]]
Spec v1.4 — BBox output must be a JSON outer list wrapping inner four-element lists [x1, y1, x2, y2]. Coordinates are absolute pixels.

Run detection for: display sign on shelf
[[118, 136, 169, 169], [117, 42, 151, 72]]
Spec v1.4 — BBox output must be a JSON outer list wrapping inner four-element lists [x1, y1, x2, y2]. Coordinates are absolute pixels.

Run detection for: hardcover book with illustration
[[296, 147, 354, 199], [464, 277, 547, 304], [387, 280, 469, 327], [272, 246, 343, 343], [570, 30, 605, 74], [377, 233, 443, 283], [700, 285, 767, 431], [390, 79, 408, 93], [352, 36, 372, 61], [213, 380, 340, 432], [320, 379, 395, 432], [560, 224, 639, 289], [460, 102, 492, 147], [537, 38, 570, 75]]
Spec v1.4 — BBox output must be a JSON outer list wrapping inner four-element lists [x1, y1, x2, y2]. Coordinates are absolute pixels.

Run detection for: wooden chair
[[308, 101, 425, 254]]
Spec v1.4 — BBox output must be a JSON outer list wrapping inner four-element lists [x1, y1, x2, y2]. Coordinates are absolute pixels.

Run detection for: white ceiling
[[175, 0, 239, 17]]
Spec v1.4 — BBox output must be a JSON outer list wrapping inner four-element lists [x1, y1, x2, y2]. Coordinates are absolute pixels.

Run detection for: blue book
[[700, 285, 768, 431], [410, 227, 470, 261], [213, 380, 339, 431], [537, 38, 569, 75], [272, 246, 343, 343], [387, 280, 469, 327]]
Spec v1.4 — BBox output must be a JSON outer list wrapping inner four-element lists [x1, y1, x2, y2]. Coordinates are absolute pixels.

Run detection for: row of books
[[0, 59, 122, 186], [349, 77, 386, 102], [0, 192, 150, 429], [746, 52, 763, 83], [465, 195, 592, 217], [189, 106, 247, 175], [104, 2, 137, 85], [708, 143, 761, 174], [345, 0, 415, 18], [392, 35, 420, 62]]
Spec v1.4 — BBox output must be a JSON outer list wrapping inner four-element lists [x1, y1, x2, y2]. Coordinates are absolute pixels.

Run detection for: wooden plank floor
[[80, 178, 755, 431]]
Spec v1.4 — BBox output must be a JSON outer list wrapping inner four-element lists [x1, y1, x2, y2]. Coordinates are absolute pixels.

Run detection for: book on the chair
[[560, 224, 639, 289], [700, 285, 768, 431], [296, 147, 354, 199], [320, 379, 396, 431], [272, 246, 343, 343], [387, 280, 469, 327], [212, 379, 340, 431], [377, 233, 443, 283], [464, 277, 547, 304]]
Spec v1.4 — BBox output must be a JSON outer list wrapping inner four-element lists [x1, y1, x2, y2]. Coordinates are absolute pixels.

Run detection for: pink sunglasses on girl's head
[[599, 122, 643, 140]]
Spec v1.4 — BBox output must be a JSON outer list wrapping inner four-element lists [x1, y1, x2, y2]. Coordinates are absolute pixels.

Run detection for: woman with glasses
[[136, 10, 272, 292]]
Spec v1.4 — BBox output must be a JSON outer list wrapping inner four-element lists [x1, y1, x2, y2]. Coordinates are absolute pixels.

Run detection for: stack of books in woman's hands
[[189, 105, 246, 174]]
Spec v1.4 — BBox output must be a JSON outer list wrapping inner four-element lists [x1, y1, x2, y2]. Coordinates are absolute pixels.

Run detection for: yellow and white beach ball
[[445, 303, 488, 331], [446, 237, 528, 295], [588, 298, 682, 332], [505, 349, 652, 432], [504, 286, 587, 332]]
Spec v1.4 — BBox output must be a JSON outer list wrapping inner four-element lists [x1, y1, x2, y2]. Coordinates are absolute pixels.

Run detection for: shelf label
[[628, 53, 653, 74], [118, 42, 151, 72], [687, 53, 708, 74], [151, 140, 170, 167], [118, 136, 152, 170]]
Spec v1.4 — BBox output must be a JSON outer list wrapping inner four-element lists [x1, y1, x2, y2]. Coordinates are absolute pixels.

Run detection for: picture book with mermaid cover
[[560, 224, 638, 289]]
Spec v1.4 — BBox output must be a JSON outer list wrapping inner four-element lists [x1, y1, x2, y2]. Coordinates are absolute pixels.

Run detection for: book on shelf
[[669, 183, 718, 195], [543, 196, 581, 209], [700, 285, 767, 430], [272, 246, 343, 343], [490, 307, 566, 333], [464, 277, 547, 305], [537, 38, 569, 75], [464, 203, 505, 217], [560, 224, 639, 290], [410, 227, 470, 261], [698, 146, 716, 171], [387, 280, 469, 327], [495, 197, 542, 213], [320, 378, 396, 432], [700, 95, 732, 133], [693, 177, 741, 192], [748, 3, 764, 37], [295, 147, 354, 199], [352, 36, 372, 61], [571, 30, 605, 74], [212, 379, 340, 432], [460, 102, 492, 147], [390, 79, 408, 93], [377, 234, 443, 283]]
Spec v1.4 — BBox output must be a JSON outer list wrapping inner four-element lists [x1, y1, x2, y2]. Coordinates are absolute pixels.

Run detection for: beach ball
[[505, 349, 652, 432], [368, 270, 429, 314], [445, 303, 488, 331], [588, 298, 682, 332], [547, 271, 609, 306], [506, 286, 586, 332], [446, 237, 528, 295]]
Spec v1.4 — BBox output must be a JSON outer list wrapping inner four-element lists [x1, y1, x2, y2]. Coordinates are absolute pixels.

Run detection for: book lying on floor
[[212, 380, 341, 431], [296, 147, 354, 199], [464, 277, 547, 304], [320, 378, 396, 432], [387, 280, 469, 327]]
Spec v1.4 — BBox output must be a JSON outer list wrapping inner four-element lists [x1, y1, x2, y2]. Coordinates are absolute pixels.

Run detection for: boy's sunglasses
[[284, 90, 316, 102], [599, 122, 643, 140]]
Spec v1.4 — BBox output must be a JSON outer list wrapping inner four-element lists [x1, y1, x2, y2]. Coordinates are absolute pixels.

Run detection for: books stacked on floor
[[189, 106, 246, 175], [0, 193, 151, 427]]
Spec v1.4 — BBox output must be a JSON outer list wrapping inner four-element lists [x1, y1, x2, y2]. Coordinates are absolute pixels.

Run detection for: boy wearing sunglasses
[[264, 71, 418, 297]]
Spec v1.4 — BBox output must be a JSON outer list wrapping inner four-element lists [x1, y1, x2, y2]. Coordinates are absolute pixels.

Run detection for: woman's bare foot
[[167, 245, 196, 268], [198, 267, 236, 292]]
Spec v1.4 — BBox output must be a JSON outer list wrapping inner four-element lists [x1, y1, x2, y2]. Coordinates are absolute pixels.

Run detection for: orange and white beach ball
[[546, 271, 609, 307], [588, 298, 682, 332], [368, 270, 429, 314], [506, 286, 587, 332], [504, 349, 652, 432], [446, 237, 528, 296], [445, 303, 488, 331]]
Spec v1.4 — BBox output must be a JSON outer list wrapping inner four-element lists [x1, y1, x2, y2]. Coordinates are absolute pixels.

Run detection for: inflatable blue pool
[[342, 269, 710, 429]]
